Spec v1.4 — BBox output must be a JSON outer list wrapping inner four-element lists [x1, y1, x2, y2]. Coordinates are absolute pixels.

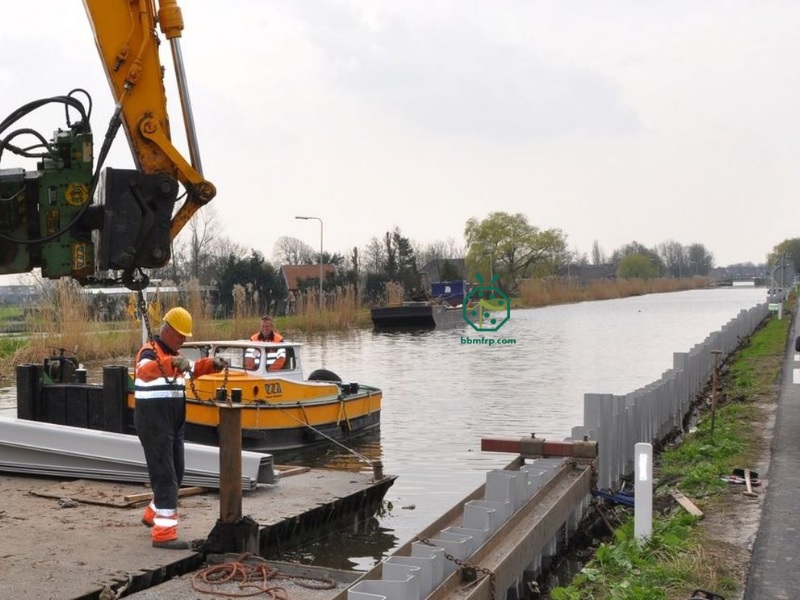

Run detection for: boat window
[[266, 347, 294, 371], [244, 348, 261, 371], [181, 346, 207, 361], [214, 347, 248, 370]]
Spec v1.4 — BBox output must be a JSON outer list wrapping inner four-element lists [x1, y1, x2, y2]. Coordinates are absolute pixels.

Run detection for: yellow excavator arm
[[82, 0, 215, 238], [0, 0, 214, 287]]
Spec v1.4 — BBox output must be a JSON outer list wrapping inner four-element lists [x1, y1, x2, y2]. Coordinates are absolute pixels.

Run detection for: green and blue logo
[[463, 274, 510, 331]]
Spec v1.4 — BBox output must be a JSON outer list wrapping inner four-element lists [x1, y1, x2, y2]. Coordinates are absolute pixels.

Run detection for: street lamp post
[[295, 216, 324, 309]]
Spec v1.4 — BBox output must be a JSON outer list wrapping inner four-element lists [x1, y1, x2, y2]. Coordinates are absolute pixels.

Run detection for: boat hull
[[371, 303, 464, 329], [16, 363, 383, 455], [184, 408, 381, 453], [125, 382, 383, 453]]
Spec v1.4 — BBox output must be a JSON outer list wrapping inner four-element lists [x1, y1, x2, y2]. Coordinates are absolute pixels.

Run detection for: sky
[[2, 0, 800, 273]]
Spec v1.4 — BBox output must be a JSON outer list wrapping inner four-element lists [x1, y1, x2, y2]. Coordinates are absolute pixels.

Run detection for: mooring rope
[[273, 402, 375, 466]]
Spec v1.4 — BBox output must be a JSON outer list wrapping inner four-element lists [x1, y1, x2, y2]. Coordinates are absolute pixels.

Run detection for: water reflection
[[274, 431, 384, 473], [285, 516, 399, 572]]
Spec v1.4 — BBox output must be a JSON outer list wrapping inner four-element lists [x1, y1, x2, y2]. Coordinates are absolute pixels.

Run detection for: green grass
[[0, 336, 28, 355], [0, 306, 24, 320], [550, 300, 793, 600], [553, 515, 699, 600]]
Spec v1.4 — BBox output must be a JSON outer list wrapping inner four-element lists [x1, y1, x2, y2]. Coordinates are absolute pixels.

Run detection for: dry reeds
[[0, 273, 712, 380], [519, 276, 711, 307], [5, 279, 142, 371], [290, 286, 370, 332]]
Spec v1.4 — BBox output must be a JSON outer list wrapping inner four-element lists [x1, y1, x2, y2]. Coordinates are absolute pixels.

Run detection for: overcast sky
[[3, 1, 799, 272]]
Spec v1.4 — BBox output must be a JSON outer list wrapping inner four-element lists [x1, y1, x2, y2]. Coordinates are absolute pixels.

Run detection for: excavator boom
[[82, 0, 215, 236], [0, 0, 214, 285]]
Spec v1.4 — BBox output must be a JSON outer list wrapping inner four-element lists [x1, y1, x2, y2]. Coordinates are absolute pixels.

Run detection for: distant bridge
[[710, 277, 766, 287]]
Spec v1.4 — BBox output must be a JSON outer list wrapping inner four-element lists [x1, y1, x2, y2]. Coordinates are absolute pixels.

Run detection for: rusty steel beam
[[481, 436, 597, 459]]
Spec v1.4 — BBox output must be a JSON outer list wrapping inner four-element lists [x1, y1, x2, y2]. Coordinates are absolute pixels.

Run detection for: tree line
[[145, 207, 726, 315]]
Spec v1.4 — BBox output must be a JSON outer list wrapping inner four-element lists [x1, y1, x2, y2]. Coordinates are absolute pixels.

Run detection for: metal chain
[[216, 365, 230, 404], [418, 537, 496, 600]]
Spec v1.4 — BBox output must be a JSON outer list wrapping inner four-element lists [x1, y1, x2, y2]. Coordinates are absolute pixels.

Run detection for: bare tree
[[686, 243, 715, 276], [572, 246, 589, 266], [146, 207, 218, 283], [591, 240, 606, 265], [363, 237, 384, 273], [416, 240, 450, 273], [272, 236, 315, 265], [658, 240, 686, 278], [184, 206, 222, 281]]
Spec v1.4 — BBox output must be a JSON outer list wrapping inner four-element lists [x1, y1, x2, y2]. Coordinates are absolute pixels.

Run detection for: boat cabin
[[181, 341, 307, 383]]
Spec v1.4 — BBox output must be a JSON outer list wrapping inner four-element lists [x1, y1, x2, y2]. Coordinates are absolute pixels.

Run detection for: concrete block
[[386, 556, 436, 599], [464, 501, 496, 534], [467, 499, 512, 525], [349, 573, 418, 600]]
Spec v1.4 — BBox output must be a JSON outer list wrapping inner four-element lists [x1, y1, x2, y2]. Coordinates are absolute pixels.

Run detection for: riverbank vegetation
[[142, 207, 732, 318], [0, 274, 723, 379], [519, 276, 709, 307], [549, 297, 792, 600]]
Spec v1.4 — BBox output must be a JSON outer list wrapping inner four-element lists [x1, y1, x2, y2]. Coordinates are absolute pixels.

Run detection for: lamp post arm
[[295, 215, 324, 309]]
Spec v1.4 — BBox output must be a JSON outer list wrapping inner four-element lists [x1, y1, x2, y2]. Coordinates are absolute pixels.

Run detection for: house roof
[[280, 264, 337, 291]]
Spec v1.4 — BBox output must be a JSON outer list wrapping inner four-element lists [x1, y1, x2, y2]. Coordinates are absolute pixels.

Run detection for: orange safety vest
[[250, 330, 284, 343], [134, 338, 216, 397]]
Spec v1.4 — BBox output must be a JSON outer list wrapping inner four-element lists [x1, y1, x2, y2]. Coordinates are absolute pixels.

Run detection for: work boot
[[141, 504, 156, 528], [152, 539, 190, 550]]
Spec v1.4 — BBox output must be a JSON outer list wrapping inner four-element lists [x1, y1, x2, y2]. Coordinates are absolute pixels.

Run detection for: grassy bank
[[550, 299, 791, 599]]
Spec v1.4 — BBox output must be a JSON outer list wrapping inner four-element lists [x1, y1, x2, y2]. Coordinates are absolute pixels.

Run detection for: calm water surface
[[0, 287, 767, 569]]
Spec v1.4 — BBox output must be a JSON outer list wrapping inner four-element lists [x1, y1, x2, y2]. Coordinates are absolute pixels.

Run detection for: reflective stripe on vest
[[134, 355, 186, 400]]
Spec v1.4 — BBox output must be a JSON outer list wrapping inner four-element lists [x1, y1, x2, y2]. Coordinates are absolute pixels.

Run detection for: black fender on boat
[[307, 368, 343, 382]]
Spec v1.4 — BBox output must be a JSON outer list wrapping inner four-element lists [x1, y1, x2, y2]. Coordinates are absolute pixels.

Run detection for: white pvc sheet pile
[[0, 416, 275, 488]]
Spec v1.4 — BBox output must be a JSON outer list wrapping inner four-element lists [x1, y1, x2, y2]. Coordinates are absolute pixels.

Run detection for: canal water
[[0, 287, 767, 571]]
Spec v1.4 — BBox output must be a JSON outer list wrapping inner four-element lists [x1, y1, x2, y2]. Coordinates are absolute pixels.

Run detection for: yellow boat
[[21, 340, 380, 454], [129, 340, 382, 453]]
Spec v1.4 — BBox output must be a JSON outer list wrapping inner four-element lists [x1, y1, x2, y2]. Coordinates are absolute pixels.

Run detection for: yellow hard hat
[[163, 307, 193, 337]]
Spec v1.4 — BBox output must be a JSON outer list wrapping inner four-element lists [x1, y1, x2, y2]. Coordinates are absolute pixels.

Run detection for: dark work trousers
[[134, 396, 186, 510]]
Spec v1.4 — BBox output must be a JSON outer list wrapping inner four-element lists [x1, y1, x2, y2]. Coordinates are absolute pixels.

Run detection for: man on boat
[[136, 307, 227, 549], [251, 314, 284, 343]]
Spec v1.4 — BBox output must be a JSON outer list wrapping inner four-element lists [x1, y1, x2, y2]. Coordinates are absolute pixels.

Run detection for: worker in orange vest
[[136, 307, 227, 549], [250, 314, 284, 343]]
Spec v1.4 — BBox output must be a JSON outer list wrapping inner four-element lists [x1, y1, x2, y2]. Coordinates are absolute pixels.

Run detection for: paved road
[[744, 312, 800, 599]]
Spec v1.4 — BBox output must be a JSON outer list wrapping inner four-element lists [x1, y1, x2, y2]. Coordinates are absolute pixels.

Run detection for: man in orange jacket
[[250, 314, 284, 343], [136, 307, 226, 549]]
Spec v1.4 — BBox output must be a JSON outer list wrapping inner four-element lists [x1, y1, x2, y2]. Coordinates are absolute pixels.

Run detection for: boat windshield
[[184, 345, 297, 372]]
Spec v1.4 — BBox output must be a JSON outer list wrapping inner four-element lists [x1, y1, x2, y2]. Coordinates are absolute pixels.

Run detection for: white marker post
[[634, 442, 653, 543]]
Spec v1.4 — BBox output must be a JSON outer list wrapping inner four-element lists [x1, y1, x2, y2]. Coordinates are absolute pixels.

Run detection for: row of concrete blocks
[[347, 458, 569, 600]]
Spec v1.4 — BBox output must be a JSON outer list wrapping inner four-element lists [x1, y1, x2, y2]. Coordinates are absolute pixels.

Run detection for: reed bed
[[0, 275, 711, 379], [0, 279, 142, 375], [519, 276, 711, 307], [287, 286, 371, 332]]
